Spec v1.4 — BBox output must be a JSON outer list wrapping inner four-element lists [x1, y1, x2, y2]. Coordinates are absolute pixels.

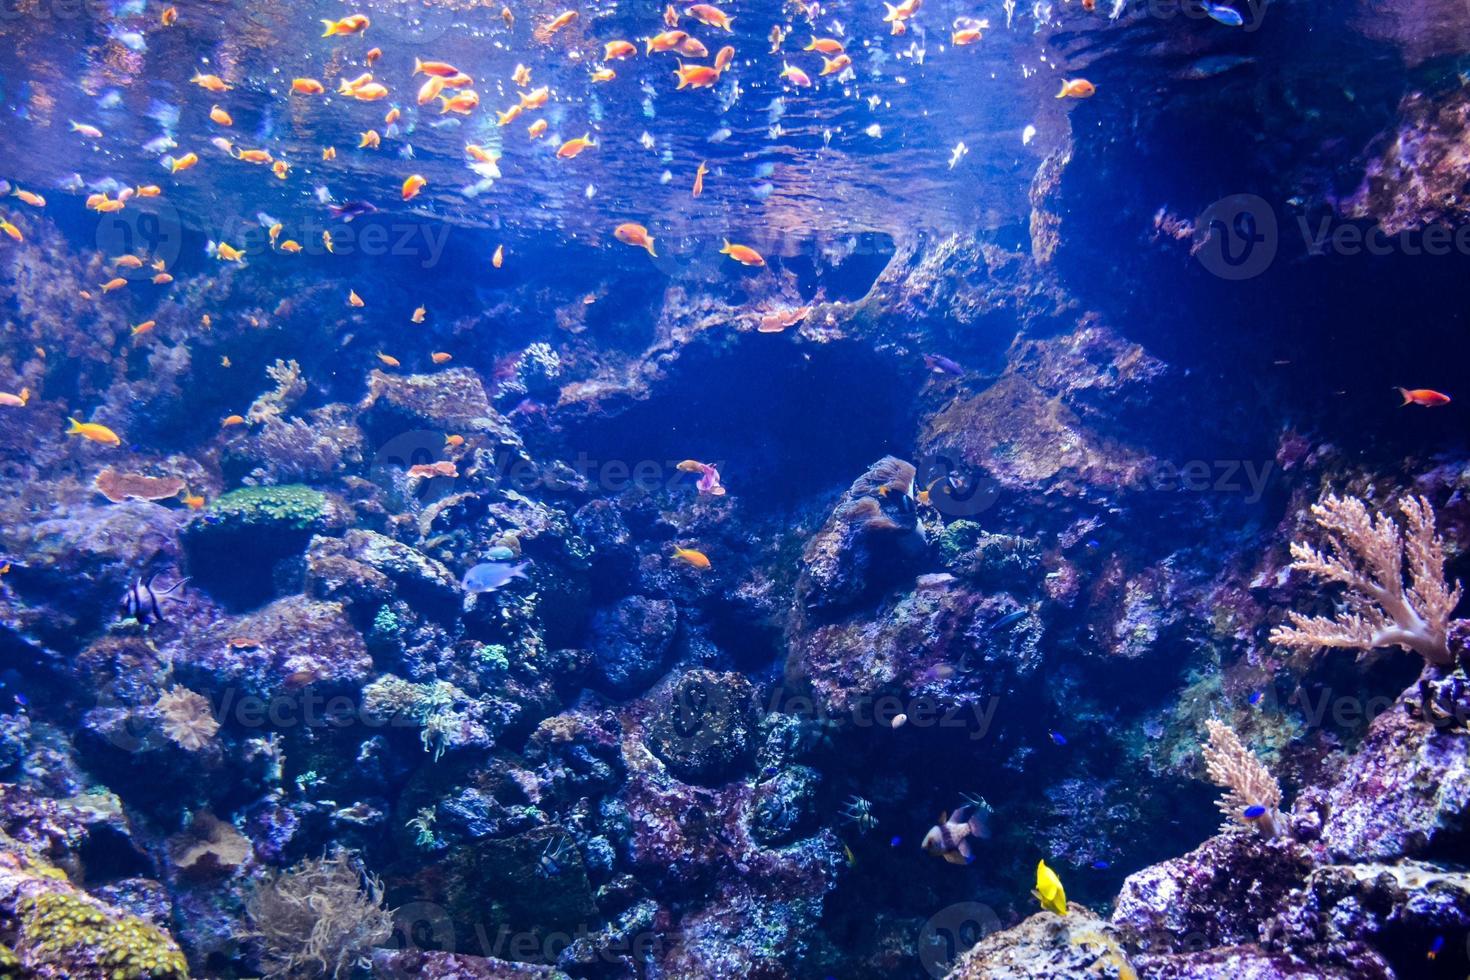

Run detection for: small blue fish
[[889, 836, 902, 847], [1248, 690, 1264, 706], [1243, 804, 1266, 819], [1202, 2, 1244, 26], [989, 609, 1027, 632], [1084, 539, 1101, 550], [1428, 934, 1444, 960], [1049, 731, 1067, 746], [1091, 860, 1110, 870], [462, 561, 530, 594]]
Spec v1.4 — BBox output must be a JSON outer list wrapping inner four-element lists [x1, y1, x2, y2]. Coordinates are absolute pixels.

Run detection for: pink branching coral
[[154, 686, 220, 750], [1202, 720, 1282, 837], [1270, 493, 1462, 666]]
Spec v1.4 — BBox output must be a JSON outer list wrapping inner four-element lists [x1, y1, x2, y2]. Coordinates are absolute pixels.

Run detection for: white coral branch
[[1270, 493, 1462, 666], [1202, 720, 1281, 837]]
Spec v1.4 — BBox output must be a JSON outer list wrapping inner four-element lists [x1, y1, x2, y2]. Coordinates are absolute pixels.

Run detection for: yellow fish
[[0, 220, 22, 242], [1034, 860, 1067, 915], [12, 189, 45, 208], [66, 417, 122, 446], [213, 242, 244, 262], [672, 546, 711, 569], [323, 230, 335, 253]]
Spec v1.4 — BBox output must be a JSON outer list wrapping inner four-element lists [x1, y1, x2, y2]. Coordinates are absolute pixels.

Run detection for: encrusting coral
[[1201, 719, 1283, 838], [1270, 493, 1463, 666]]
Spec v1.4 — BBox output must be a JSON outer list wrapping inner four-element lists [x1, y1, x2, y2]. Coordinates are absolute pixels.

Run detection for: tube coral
[[1202, 719, 1283, 837], [1269, 493, 1462, 665]]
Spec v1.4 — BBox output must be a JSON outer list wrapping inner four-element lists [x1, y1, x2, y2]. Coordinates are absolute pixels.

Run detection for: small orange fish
[[714, 45, 735, 72], [66, 418, 122, 446], [114, 255, 145, 269], [235, 148, 273, 164], [191, 72, 232, 93], [512, 64, 532, 86], [130, 320, 157, 337], [535, 10, 578, 42], [605, 40, 637, 60], [70, 121, 104, 139], [466, 144, 501, 164], [664, 4, 679, 26], [520, 86, 550, 109], [135, 185, 162, 197], [445, 434, 465, 447], [1056, 78, 1096, 99], [528, 118, 548, 139], [352, 83, 390, 102], [209, 105, 233, 126], [0, 388, 28, 408], [279, 240, 302, 254], [402, 174, 427, 201], [12, 189, 45, 208], [292, 78, 325, 95], [497, 105, 524, 126], [321, 14, 370, 37], [672, 546, 711, 569], [675, 64, 721, 90], [780, 63, 811, 87], [222, 415, 245, 427], [323, 231, 335, 253], [952, 26, 984, 45], [614, 222, 658, 256], [492, 244, 505, 268], [412, 306, 426, 323], [557, 134, 596, 159], [720, 239, 765, 266], [693, 160, 708, 196], [170, 152, 199, 173], [417, 76, 447, 104], [431, 352, 453, 364], [322, 146, 337, 161], [213, 242, 244, 262], [415, 58, 462, 77], [272, 160, 290, 180], [820, 54, 852, 76], [686, 4, 733, 31], [0, 220, 21, 243], [152, 273, 174, 284], [181, 492, 205, 509], [384, 107, 400, 125], [161, 6, 177, 26], [100, 278, 128, 293], [678, 36, 709, 58], [592, 68, 616, 83], [440, 91, 481, 114], [359, 130, 381, 149], [1398, 388, 1451, 407], [805, 36, 844, 53], [646, 30, 688, 54], [348, 289, 365, 307], [502, 5, 514, 27], [377, 353, 401, 368], [366, 47, 382, 65]]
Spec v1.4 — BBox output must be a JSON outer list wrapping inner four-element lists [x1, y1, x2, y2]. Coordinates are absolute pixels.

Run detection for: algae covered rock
[[945, 907, 1134, 979], [643, 669, 758, 784], [589, 595, 677, 696], [182, 484, 347, 607]]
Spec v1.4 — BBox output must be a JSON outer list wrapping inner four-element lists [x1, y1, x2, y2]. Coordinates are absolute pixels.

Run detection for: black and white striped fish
[[121, 572, 188, 625]]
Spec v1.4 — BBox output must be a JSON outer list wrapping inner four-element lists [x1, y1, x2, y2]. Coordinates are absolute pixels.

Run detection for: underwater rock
[[0, 830, 188, 979], [795, 456, 924, 616], [371, 948, 571, 979], [359, 368, 522, 449], [1111, 832, 1316, 953], [306, 529, 461, 615], [945, 906, 1135, 979], [1130, 944, 1385, 979], [642, 668, 757, 785], [748, 765, 821, 846], [1343, 87, 1470, 236], [166, 595, 371, 700], [1320, 694, 1470, 862], [1268, 859, 1470, 974], [588, 595, 678, 696], [181, 484, 348, 608]]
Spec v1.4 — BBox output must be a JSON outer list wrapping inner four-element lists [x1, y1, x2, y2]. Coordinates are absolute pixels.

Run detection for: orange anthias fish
[[0, 388, 28, 408], [348, 289, 365, 307], [804, 36, 844, 53], [170, 152, 200, 173], [366, 47, 382, 65], [191, 72, 232, 92], [160, 6, 177, 26], [66, 418, 122, 446], [686, 3, 733, 31], [402, 174, 427, 201], [0, 220, 21, 242], [820, 53, 852, 76], [377, 354, 401, 368], [181, 491, 205, 509], [952, 20, 987, 45], [359, 130, 381, 149], [414, 58, 461, 77], [557, 134, 597, 159], [1056, 78, 1096, 99], [520, 86, 550, 109], [693, 160, 708, 196], [221, 414, 246, 427], [675, 64, 721, 90], [883, 0, 922, 33], [321, 14, 371, 36], [440, 90, 481, 114], [614, 222, 658, 256], [678, 36, 709, 58], [720, 240, 765, 266], [292, 78, 325, 95], [497, 105, 524, 126], [664, 3, 679, 26], [512, 64, 532, 86], [677, 459, 726, 496], [534, 10, 578, 42], [646, 30, 688, 54], [412, 305, 427, 323], [1398, 387, 1452, 407], [528, 118, 549, 138], [418, 76, 447, 105], [492, 244, 505, 268], [604, 40, 637, 61], [714, 45, 735, 72], [209, 105, 233, 126], [592, 68, 616, 82], [780, 62, 811, 87], [431, 352, 453, 364], [13, 189, 45, 208], [672, 546, 711, 569]]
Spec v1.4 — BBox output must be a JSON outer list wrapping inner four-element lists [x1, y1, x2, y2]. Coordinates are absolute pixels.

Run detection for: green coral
[[361, 676, 468, 761], [474, 644, 511, 676], [19, 891, 188, 979], [205, 485, 327, 532], [937, 519, 986, 563]]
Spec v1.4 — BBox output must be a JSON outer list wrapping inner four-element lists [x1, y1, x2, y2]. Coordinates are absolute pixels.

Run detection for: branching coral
[[1270, 493, 1462, 666], [246, 851, 393, 979], [1202, 719, 1283, 837], [154, 686, 220, 751], [247, 359, 307, 425]]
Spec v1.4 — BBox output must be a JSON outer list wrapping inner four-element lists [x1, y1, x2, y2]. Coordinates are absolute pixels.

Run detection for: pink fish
[[677, 459, 726, 496]]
